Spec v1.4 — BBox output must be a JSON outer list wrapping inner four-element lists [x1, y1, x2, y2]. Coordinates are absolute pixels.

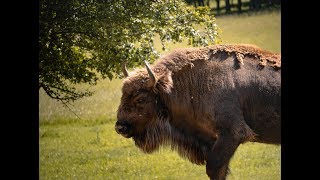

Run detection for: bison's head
[[115, 61, 173, 152]]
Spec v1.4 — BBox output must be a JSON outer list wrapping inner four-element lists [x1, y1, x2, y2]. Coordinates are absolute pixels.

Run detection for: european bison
[[115, 44, 281, 180]]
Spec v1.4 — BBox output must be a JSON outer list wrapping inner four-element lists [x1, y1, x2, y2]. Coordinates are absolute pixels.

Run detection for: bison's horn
[[144, 60, 157, 86], [122, 62, 129, 77]]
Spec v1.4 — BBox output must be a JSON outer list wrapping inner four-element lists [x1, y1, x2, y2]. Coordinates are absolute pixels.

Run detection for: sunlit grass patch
[[216, 10, 280, 53]]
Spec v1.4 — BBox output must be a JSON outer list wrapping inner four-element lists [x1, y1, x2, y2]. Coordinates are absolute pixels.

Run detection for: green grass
[[40, 10, 281, 180]]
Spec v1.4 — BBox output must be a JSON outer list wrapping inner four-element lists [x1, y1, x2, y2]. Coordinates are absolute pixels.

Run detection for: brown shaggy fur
[[116, 44, 281, 180], [154, 44, 280, 72]]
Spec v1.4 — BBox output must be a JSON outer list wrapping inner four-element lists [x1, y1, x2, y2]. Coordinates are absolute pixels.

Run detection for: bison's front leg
[[206, 130, 240, 180], [205, 96, 256, 180]]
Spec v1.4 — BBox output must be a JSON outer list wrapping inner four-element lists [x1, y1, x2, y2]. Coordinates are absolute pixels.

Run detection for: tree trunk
[[237, 0, 242, 13], [250, 0, 261, 10], [198, 0, 205, 6], [216, 0, 220, 14], [225, 0, 231, 13], [256, 0, 261, 9]]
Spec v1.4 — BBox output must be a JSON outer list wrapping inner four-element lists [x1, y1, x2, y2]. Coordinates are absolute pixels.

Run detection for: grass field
[[40, 10, 281, 180]]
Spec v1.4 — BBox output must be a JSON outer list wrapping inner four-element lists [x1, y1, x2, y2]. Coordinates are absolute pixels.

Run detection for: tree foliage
[[39, 0, 220, 102]]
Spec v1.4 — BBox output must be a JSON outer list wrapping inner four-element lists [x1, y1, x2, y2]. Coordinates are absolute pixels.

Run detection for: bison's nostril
[[116, 125, 127, 133], [115, 124, 130, 134], [115, 125, 123, 133], [115, 120, 132, 137]]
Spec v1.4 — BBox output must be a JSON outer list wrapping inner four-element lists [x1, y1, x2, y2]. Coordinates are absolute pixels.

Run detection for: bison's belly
[[242, 102, 281, 144]]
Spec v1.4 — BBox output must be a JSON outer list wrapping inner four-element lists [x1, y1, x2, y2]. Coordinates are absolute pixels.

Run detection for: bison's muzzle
[[115, 120, 133, 138]]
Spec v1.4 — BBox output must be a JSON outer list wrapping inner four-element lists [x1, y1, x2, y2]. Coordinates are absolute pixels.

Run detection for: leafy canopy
[[39, 0, 220, 102]]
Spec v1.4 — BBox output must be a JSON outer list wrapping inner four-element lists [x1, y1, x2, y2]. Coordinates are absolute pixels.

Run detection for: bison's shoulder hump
[[207, 44, 281, 70]]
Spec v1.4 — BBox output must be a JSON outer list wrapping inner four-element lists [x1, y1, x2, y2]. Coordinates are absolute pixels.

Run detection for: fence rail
[[186, 0, 281, 15]]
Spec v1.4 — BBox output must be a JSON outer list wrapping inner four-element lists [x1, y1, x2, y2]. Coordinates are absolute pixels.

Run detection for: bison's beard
[[133, 117, 211, 165], [133, 118, 172, 154]]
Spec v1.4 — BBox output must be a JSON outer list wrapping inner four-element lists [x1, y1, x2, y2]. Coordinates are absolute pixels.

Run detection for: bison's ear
[[156, 71, 173, 94]]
